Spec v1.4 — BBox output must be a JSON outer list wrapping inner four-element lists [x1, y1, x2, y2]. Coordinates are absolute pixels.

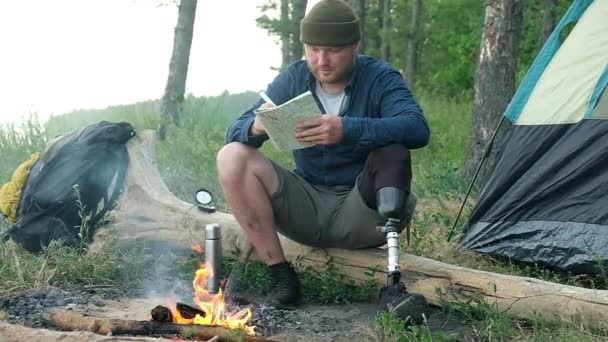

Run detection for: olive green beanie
[[300, 0, 361, 46]]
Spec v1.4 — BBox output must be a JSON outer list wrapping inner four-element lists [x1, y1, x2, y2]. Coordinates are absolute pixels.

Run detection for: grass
[[0, 235, 157, 295], [2, 91, 608, 340], [0, 115, 48, 188], [297, 263, 377, 304], [435, 289, 608, 341], [368, 289, 608, 341], [411, 91, 473, 198], [196, 255, 378, 305], [370, 311, 449, 342]]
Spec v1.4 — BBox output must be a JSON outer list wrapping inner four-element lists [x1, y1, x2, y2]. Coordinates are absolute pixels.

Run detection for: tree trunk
[[158, 0, 197, 141], [539, 0, 558, 48], [380, 0, 391, 61], [289, 0, 308, 64], [465, 0, 523, 182], [349, 0, 365, 53], [371, 1, 382, 56], [91, 130, 608, 328], [405, 0, 422, 90], [280, 0, 290, 70]]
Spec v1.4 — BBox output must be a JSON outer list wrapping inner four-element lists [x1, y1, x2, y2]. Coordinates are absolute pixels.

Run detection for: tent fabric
[[462, 222, 608, 274], [587, 66, 608, 118], [515, 0, 608, 125], [460, 0, 608, 274], [503, 0, 598, 124], [461, 120, 608, 274], [591, 84, 608, 119]]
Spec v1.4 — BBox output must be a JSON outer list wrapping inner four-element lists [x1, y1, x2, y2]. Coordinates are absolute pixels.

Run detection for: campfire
[[41, 244, 267, 341], [162, 245, 255, 335]]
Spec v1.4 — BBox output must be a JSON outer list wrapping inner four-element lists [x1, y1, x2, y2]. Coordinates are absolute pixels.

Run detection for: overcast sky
[[0, 0, 320, 125]]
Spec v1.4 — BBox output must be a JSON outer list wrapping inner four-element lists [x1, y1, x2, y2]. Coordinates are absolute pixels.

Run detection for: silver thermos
[[205, 223, 222, 294]]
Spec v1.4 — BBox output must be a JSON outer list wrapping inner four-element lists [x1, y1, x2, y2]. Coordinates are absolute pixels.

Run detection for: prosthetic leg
[[377, 186, 428, 324]]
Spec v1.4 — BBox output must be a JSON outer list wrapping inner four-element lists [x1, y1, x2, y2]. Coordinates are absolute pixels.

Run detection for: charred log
[[176, 302, 206, 320], [42, 309, 274, 342], [150, 305, 173, 323]]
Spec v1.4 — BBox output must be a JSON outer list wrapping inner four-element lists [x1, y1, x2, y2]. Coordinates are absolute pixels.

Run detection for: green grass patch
[[371, 311, 449, 342], [438, 289, 608, 341], [0, 234, 156, 295], [439, 289, 518, 340], [297, 263, 377, 304], [0, 116, 48, 187], [411, 92, 473, 198], [218, 258, 377, 305]]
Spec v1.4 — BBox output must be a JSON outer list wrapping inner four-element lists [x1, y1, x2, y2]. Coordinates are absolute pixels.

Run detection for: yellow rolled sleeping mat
[[0, 153, 41, 223]]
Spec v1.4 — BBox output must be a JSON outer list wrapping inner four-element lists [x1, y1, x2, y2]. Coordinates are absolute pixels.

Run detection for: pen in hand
[[258, 91, 276, 106], [252, 91, 275, 136]]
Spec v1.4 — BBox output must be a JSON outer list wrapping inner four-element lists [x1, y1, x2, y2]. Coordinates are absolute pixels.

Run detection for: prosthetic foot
[[377, 187, 428, 324]]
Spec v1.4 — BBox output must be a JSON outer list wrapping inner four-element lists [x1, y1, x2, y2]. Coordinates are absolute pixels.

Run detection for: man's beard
[[310, 59, 354, 85]]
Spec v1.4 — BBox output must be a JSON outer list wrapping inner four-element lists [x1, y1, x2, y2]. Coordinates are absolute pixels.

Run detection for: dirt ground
[[1, 287, 476, 341]]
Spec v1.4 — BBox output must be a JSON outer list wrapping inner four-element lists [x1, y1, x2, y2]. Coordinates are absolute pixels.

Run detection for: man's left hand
[[295, 115, 343, 145]]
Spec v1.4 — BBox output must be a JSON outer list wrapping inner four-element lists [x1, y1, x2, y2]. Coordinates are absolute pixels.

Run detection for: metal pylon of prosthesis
[[379, 218, 402, 286]]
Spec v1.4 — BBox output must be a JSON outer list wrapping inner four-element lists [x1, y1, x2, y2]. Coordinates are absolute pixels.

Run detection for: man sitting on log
[[217, 0, 430, 319]]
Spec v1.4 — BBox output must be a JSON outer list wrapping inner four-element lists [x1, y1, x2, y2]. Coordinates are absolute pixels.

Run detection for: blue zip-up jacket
[[225, 55, 430, 187]]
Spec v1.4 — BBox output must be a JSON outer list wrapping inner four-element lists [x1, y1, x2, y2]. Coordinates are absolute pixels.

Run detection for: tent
[[460, 0, 608, 274]]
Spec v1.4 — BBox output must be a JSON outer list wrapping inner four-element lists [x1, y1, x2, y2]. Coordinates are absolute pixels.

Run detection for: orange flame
[[168, 248, 255, 335]]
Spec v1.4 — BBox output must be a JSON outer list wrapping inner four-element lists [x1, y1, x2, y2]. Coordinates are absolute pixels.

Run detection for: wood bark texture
[[158, 0, 197, 140], [41, 309, 274, 342], [348, 0, 366, 53], [290, 0, 308, 63], [465, 0, 523, 182], [280, 0, 290, 69], [381, 0, 391, 61], [0, 321, 175, 342], [405, 0, 422, 90]]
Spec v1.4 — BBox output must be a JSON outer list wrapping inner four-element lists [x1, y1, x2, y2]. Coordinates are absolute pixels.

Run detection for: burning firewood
[[150, 305, 173, 323], [151, 303, 206, 322], [176, 302, 206, 319], [41, 309, 275, 342]]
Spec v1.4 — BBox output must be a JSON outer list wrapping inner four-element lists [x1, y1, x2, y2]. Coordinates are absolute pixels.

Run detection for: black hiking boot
[[379, 282, 428, 324], [264, 262, 302, 309]]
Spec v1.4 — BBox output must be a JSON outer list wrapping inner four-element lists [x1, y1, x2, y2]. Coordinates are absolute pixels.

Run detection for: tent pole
[[447, 115, 506, 242]]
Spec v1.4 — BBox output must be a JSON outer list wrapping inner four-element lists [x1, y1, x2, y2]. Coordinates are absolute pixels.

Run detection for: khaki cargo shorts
[[269, 161, 417, 249]]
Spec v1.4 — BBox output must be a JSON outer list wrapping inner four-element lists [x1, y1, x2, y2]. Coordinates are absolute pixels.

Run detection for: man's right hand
[[251, 103, 274, 136]]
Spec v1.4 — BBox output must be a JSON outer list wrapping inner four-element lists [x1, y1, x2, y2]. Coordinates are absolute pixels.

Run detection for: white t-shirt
[[316, 81, 346, 116]]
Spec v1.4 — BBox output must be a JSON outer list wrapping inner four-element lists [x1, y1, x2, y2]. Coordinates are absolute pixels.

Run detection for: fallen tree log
[[41, 309, 273, 342], [0, 321, 175, 342], [93, 129, 608, 327]]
